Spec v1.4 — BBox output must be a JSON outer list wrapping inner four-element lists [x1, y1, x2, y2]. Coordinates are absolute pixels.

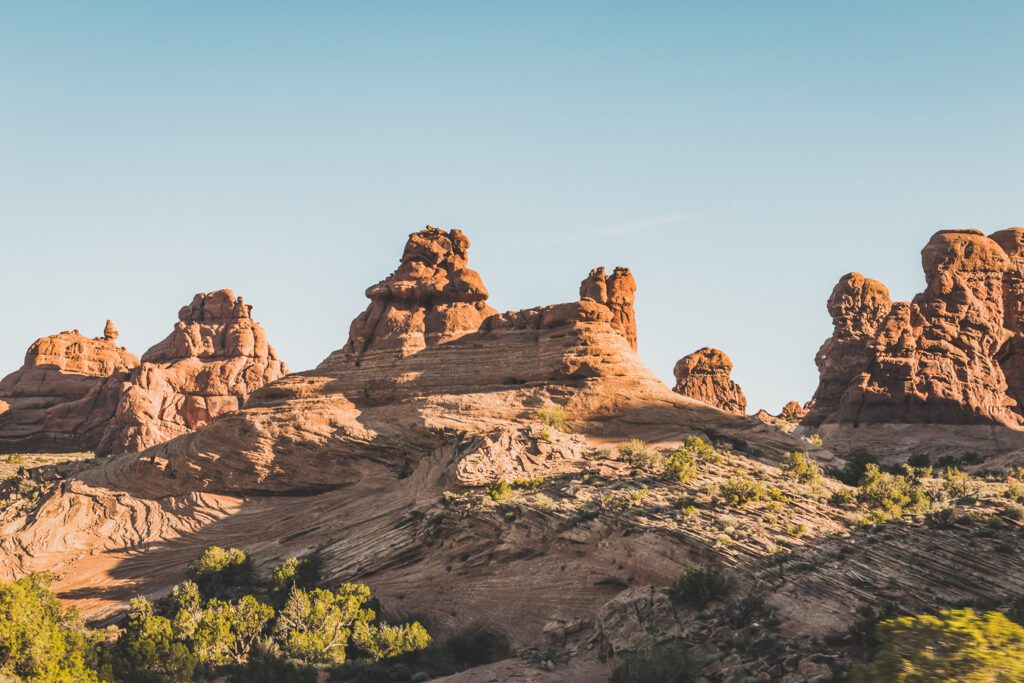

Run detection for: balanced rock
[[96, 290, 288, 455], [0, 324, 139, 452], [672, 347, 747, 415]]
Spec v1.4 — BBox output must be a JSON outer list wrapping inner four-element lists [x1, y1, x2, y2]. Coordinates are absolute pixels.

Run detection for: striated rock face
[[672, 347, 747, 415], [96, 290, 288, 455], [803, 228, 1024, 458], [0, 324, 139, 452]]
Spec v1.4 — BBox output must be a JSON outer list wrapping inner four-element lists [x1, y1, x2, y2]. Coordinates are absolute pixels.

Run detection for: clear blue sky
[[1, 1, 1021, 412]]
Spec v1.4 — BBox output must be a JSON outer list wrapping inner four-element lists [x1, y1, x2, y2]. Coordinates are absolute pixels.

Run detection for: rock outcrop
[[0, 323, 139, 452], [755, 400, 813, 434], [96, 290, 288, 455], [318, 227, 645, 399], [672, 347, 747, 415], [992, 229, 1024, 418], [579, 266, 638, 350], [803, 228, 1024, 458], [801, 273, 892, 428]]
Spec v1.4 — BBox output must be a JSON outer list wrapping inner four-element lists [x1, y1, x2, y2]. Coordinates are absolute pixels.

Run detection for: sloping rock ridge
[[803, 227, 1024, 458], [96, 289, 288, 455], [672, 347, 747, 415], [0, 322, 138, 452]]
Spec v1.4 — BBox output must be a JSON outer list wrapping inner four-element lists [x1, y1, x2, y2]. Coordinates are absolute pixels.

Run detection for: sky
[[1, 1, 1021, 412]]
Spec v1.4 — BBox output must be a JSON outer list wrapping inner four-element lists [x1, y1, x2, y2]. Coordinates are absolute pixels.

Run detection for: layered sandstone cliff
[[0, 322, 138, 452], [672, 347, 747, 415], [803, 228, 1024, 458], [96, 289, 288, 455]]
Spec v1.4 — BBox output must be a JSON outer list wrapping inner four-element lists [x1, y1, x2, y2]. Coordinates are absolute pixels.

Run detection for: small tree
[[108, 596, 196, 683], [274, 583, 376, 665], [0, 573, 103, 682]]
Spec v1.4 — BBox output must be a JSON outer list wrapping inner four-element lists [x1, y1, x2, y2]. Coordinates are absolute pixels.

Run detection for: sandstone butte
[[800, 227, 1024, 460], [0, 322, 138, 453], [672, 347, 747, 415], [0, 290, 287, 456], [0, 226, 838, 678]]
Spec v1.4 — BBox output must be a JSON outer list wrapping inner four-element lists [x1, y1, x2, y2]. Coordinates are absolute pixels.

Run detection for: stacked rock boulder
[[803, 228, 1024, 457], [96, 290, 288, 455], [672, 347, 747, 415], [0, 322, 138, 452]]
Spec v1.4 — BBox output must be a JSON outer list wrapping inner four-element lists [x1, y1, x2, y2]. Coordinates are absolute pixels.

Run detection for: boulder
[[672, 347, 747, 415]]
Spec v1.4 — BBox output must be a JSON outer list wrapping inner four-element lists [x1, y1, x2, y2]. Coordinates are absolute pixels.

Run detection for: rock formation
[[318, 227, 645, 399], [95, 290, 288, 455], [802, 228, 1024, 458], [755, 400, 813, 433], [801, 273, 892, 428], [0, 323, 138, 452], [672, 347, 747, 415], [579, 266, 638, 350], [0, 224, 838, 683], [992, 228, 1024, 417]]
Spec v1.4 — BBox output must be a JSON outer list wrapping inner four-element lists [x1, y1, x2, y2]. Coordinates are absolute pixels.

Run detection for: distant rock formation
[[96, 290, 288, 455], [755, 400, 813, 433], [580, 266, 638, 350], [803, 228, 1024, 458], [319, 226, 645, 399], [0, 323, 139, 452], [672, 347, 747, 415]]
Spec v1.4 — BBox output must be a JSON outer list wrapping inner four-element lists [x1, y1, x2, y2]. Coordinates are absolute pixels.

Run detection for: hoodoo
[[0, 323, 138, 453], [672, 347, 747, 415], [96, 289, 288, 455]]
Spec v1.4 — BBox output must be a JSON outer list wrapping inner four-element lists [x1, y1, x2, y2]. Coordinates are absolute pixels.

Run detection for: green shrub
[[536, 406, 570, 432], [668, 566, 731, 610], [857, 464, 930, 517], [611, 644, 696, 683], [485, 481, 513, 502], [830, 488, 858, 509], [618, 440, 658, 470], [943, 467, 978, 499], [4, 453, 25, 466], [780, 451, 822, 484], [271, 554, 322, 604], [187, 546, 252, 596], [661, 449, 698, 484], [721, 476, 766, 507], [1004, 482, 1024, 503], [852, 608, 1024, 682], [679, 436, 722, 464], [907, 453, 931, 468]]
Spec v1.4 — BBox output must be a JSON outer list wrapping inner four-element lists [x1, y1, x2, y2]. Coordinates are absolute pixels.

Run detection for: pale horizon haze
[[1, 1, 1022, 412]]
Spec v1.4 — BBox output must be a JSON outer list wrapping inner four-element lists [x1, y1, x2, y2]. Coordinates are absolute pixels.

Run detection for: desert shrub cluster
[[0, 547, 437, 682]]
